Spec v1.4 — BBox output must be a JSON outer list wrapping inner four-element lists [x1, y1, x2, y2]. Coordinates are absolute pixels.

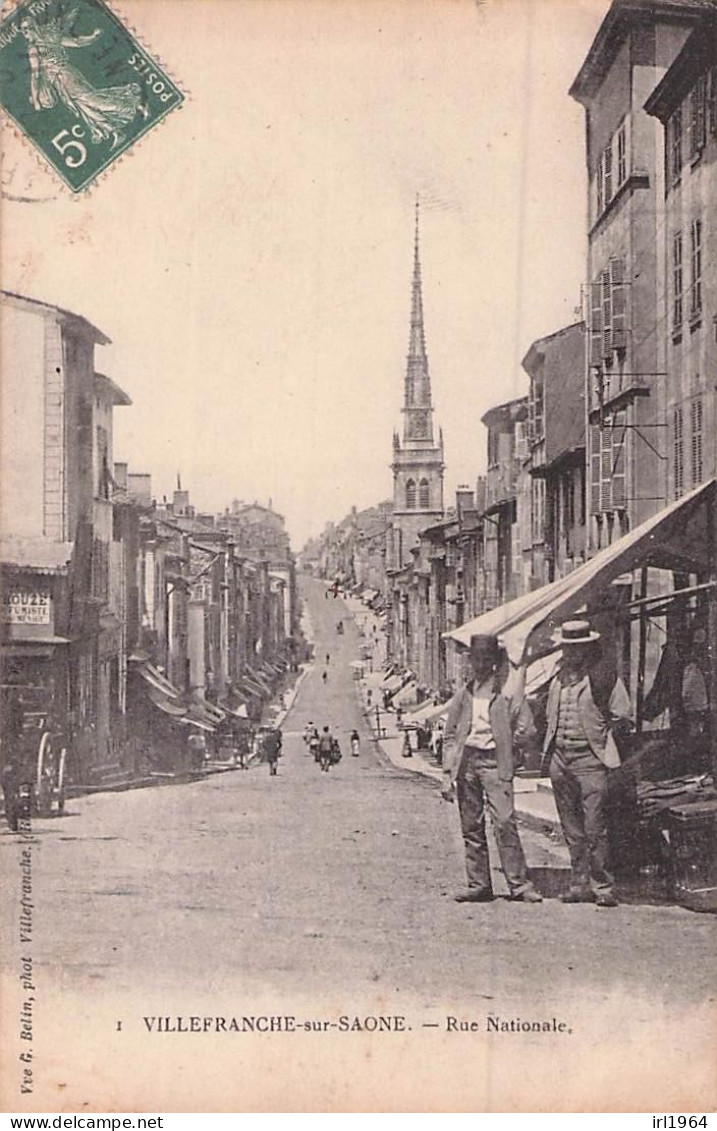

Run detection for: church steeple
[[390, 199, 445, 571], [403, 197, 434, 445]]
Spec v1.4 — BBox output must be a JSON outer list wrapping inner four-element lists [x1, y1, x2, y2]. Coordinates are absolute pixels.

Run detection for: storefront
[[446, 479, 717, 906]]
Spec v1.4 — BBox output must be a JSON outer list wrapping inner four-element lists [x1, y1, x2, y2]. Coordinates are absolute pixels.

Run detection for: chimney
[[128, 473, 152, 505], [475, 477, 487, 513], [456, 484, 475, 518], [174, 489, 190, 516]]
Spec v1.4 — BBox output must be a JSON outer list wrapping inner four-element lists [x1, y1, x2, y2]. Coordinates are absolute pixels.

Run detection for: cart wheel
[[56, 748, 67, 814], [36, 733, 53, 817]]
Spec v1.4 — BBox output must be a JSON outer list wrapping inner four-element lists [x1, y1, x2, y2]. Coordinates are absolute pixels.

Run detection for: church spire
[[403, 195, 434, 443]]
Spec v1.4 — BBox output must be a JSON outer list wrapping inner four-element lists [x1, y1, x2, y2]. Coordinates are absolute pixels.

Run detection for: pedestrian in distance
[[442, 633, 543, 904], [326, 653, 330, 666], [350, 729, 360, 757], [542, 619, 632, 908], [318, 726, 334, 772], [308, 726, 320, 762], [401, 730, 412, 759], [263, 727, 282, 776], [322, 670, 328, 686]]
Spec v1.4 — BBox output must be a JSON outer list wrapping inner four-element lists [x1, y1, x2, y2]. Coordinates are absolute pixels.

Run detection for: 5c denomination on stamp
[[0, 0, 184, 192]]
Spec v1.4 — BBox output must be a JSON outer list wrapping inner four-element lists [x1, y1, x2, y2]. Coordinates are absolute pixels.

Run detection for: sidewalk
[[356, 674, 565, 842]]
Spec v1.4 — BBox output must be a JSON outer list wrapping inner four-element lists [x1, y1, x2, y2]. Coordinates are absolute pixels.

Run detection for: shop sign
[[2, 588, 51, 625]]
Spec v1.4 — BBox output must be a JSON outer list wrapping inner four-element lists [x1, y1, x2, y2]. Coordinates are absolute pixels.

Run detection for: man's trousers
[[549, 747, 614, 897], [455, 750, 532, 897]]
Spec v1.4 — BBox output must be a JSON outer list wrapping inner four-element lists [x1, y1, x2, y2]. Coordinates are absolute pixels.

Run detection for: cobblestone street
[[0, 579, 714, 1111]]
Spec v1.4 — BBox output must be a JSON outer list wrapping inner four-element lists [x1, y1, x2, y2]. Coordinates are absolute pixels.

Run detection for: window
[[529, 379, 544, 443], [674, 406, 684, 499], [690, 75, 707, 157], [709, 67, 717, 136], [418, 478, 430, 509], [96, 425, 110, 499], [691, 397, 703, 486], [405, 479, 416, 509], [590, 257, 627, 369], [596, 158, 604, 217], [487, 429, 499, 467], [603, 141, 613, 207], [670, 106, 682, 181], [590, 425, 602, 514], [611, 411, 627, 509], [672, 232, 683, 332], [690, 218, 702, 318], [531, 477, 545, 544], [590, 414, 626, 513], [616, 120, 627, 186]]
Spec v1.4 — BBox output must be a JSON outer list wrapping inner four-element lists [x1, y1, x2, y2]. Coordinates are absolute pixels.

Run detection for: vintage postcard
[[1, 0, 716, 1115]]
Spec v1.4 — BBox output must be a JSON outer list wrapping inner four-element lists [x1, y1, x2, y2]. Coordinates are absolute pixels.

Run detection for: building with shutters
[[645, 14, 717, 501], [570, 0, 710, 552], [523, 322, 588, 587]]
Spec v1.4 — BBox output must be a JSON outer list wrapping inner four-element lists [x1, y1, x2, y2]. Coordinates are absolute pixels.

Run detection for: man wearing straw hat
[[441, 633, 542, 904], [543, 619, 632, 908]]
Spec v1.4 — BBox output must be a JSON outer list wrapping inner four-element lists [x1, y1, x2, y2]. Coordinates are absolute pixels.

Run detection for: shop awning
[[381, 672, 404, 691], [133, 660, 181, 699], [224, 702, 249, 719], [184, 703, 218, 731], [189, 695, 225, 723], [403, 698, 449, 725], [146, 688, 187, 717], [238, 675, 265, 698], [180, 715, 215, 733], [391, 680, 418, 707], [446, 479, 716, 664]]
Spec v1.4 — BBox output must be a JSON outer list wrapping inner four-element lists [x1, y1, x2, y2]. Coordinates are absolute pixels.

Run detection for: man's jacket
[[442, 673, 535, 785], [542, 670, 632, 769]]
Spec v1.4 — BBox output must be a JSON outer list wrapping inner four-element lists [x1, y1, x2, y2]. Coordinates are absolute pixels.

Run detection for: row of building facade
[[303, 0, 717, 703], [0, 291, 299, 785]]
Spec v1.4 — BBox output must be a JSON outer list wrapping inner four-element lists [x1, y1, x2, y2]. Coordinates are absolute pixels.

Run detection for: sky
[[1, 0, 612, 548]]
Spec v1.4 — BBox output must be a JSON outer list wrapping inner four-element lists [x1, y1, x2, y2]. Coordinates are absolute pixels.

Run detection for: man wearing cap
[[441, 633, 542, 904], [543, 619, 632, 908]]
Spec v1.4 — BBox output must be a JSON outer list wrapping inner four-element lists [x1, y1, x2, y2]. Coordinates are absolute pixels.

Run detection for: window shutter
[[601, 268, 612, 358], [691, 398, 703, 486], [589, 275, 603, 370], [674, 407, 684, 499], [590, 425, 602, 514], [710, 67, 717, 136], [603, 143, 613, 205], [610, 257, 627, 350], [601, 425, 613, 511], [611, 411, 627, 509]]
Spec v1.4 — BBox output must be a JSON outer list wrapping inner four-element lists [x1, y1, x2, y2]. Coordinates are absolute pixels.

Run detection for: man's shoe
[[512, 889, 543, 903], [454, 889, 494, 903], [560, 890, 595, 904], [596, 893, 619, 908]]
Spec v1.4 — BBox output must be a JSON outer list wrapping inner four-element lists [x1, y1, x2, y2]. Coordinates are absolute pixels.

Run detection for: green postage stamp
[[0, 0, 184, 191]]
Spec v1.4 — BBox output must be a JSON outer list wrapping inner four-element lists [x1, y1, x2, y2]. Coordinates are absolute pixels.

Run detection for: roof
[[481, 396, 528, 430], [644, 17, 717, 119], [569, 0, 712, 104], [446, 478, 716, 664], [1, 290, 111, 345], [94, 373, 132, 407]]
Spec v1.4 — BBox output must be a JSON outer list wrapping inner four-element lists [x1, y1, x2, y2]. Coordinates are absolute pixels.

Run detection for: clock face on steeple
[[412, 410, 428, 438]]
